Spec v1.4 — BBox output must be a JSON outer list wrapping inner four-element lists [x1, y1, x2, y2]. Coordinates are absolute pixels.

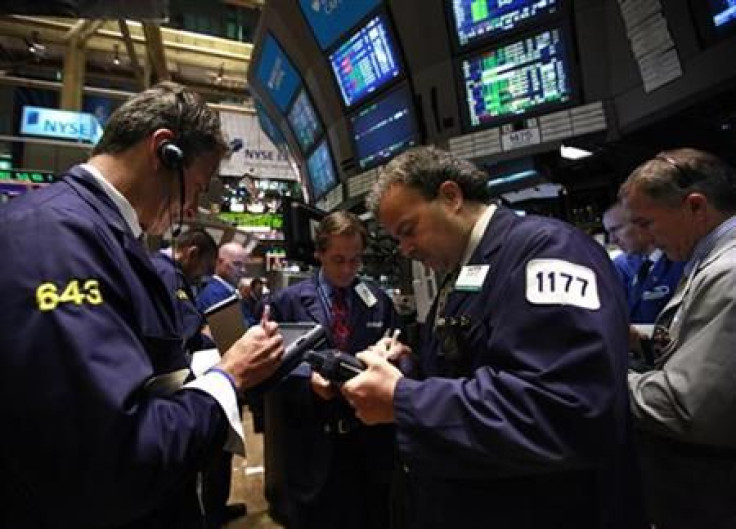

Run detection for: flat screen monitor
[[282, 197, 326, 266], [449, 0, 560, 48], [253, 33, 301, 112], [328, 13, 402, 108], [458, 27, 575, 130], [255, 101, 288, 151], [299, 0, 381, 50], [692, 0, 736, 42], [710, 0, 736, 30], [287, 88, 323, 154], [349, 83, 420, 171], [306, 139, 338, 201]]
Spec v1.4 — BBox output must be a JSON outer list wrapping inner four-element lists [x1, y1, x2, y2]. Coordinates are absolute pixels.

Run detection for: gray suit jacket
[[628, 222, 736, 529]]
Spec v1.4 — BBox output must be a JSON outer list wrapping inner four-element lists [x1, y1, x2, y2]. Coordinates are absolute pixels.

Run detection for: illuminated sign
[[0, 169, 56, 184], [21, 106, 104, 144]]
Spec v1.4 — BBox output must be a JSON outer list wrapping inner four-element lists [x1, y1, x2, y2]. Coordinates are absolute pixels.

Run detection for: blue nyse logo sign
[[21, 106, 103, 144]]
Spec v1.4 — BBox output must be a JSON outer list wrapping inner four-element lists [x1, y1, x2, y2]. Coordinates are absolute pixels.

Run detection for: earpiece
[[157, 140, 184, 171]]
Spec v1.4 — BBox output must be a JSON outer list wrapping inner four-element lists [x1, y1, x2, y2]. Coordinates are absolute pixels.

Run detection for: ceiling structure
[[0, 10, 258, 109]]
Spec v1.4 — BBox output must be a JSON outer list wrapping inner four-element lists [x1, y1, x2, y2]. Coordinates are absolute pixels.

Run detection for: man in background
[[151, 228, 218, 358], [603, 201, 684, 324], [196, 240, 252, 527], [621, 148, 736, 529], [266, 210, 402, 529]]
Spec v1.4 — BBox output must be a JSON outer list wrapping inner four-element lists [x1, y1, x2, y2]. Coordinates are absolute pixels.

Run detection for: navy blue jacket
[[266, 275, 401, 526], [627, 256, 685, 324], [150, 251, 215, 356], [0, 167, 228, 528], [394, 208, 645, 529], [196, 275, 257, 327]]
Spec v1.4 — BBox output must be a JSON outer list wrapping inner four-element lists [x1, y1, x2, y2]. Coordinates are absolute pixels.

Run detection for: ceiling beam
[[118, 19, 144, 88], [141, 21, 169, 82]]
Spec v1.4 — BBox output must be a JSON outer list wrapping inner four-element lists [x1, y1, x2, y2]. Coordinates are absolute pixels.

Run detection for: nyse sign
[[21, 106, 103, 144]]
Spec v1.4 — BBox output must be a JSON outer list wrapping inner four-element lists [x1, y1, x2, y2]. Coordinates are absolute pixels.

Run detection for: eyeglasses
[[655, 154, 701, 189]]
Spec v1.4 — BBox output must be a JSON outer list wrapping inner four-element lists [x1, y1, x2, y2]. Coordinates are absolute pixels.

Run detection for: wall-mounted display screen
[[299, 0, 381, 50], [287, 89, 323, 154], [459, 27, 574, 130], [306, 139, 338, 200], [253, 34, 301, 112], [350, 83, 420, 171], [255, 101, 288, 151], [329, 13, 401, 108], [710, 0, 736, 29], [449, 0, 560, 48]]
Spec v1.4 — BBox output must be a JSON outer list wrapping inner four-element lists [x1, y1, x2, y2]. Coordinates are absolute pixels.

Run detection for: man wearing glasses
[[621, 148, 736, 529]]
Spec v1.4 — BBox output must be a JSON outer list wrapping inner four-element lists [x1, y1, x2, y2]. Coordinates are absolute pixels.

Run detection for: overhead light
[[26, 31, 46, 56], [560, 144, 593, 160], [113, 44, 121, 66]]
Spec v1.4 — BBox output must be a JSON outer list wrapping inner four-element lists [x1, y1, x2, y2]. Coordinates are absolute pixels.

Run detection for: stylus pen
[[261, 304, 271, 329], [390, 329, 401, 349]]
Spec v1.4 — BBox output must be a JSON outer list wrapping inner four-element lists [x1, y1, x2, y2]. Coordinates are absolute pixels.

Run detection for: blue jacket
[[196, 275, 257, 327], [394, 208, 645, 529], [266, 274, 401, 525], [612, 252, 685, 323], [150, 251, 215, 356], [0, 167, 228, 528]]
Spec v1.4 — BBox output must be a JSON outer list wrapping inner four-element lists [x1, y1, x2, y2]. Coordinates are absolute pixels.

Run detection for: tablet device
[[203, 294, 244, 353]]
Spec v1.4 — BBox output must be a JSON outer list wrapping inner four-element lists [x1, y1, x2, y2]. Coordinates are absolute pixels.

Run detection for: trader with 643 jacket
[[0, 82, 284, 528]]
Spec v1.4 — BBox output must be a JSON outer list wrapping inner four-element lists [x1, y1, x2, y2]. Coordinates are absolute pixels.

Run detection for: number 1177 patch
[[525, 259, 600, 310]]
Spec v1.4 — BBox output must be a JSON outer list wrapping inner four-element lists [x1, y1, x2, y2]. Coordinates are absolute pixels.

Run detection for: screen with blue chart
[[709, 0, 736, 30], [450, 0, 560, 48], [255, 101, 288, 150], [329, 13, 401, 108], [253, 34, 301, 112], [459, 27, 574, 129], [350, 83, 419, 171], [299, 0, 382, 50], [287, 89, 323, 154], [306, 140, 338, 200]]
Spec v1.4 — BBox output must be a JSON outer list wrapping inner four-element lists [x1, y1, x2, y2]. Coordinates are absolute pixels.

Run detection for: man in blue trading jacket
[[151, 228, 218, 359], [266, 210, 402, 529], [197, 241, 256, 326], [603, 201, 684, 324], [0, 82, 285, 528], [342, 146, 646, 529]]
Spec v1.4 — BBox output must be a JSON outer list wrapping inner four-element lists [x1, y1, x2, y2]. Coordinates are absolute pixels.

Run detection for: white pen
[[390, 328, 401, 348], [261, 304, 271, 329]]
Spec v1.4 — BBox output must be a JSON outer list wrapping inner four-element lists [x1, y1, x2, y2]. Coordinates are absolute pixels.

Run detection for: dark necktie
[[331, 288, 351, 352], [635, 258, 653, 287]]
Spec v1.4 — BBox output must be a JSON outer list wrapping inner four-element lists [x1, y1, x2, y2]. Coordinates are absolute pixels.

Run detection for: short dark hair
[[175, 228, 217, 261], [620, 148, 736, 213], [366, 146, 492, 215], [92, 81, 228, 166], [314, 210, 368, 252]]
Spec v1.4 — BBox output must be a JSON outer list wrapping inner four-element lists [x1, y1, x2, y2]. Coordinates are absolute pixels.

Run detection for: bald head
[[215, 242, 247, 286]]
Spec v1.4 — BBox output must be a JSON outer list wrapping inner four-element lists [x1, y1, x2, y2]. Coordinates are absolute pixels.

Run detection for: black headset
[[157, 140, 184, 170]]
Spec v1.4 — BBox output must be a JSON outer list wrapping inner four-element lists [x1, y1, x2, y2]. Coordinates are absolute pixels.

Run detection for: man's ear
[[438, 180, 463, 212], [685, 192, 708, 219]]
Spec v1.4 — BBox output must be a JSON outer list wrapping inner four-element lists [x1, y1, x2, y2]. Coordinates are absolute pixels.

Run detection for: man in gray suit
[[620, 148, 736, 529]]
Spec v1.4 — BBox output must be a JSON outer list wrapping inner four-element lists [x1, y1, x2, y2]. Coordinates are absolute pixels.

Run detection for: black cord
[[172, 166, 185, 238]]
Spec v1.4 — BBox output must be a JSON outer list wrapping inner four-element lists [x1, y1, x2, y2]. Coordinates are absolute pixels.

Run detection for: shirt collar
[[81, 163, 143, 239], [648, 249, 663, 262], [684, 214, 736, 277], [460, 204, 497, 267]]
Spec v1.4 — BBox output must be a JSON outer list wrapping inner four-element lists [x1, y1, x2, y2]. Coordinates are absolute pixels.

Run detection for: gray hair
[[366, 146, 492, 216], [620, 147, 736, 213]]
